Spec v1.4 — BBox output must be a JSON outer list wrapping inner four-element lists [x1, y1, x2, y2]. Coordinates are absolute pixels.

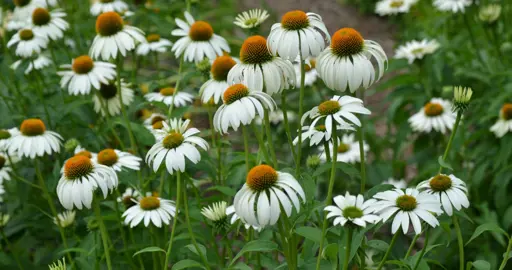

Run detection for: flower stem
[[498, 237, 512, 270], [0, 229, 24, 270], [32, 65, 52, 128], [281, 92, 297, 161], [251, 123, 271, 164], [412, 228, 429, 270], [296, 54, 306, 177], [404, 232, 422, 260], [116, 57, 138, 154], [264, 109, 278, 168], [358, 124, 367, 193], [453, 215, 465, 270], [207, 109, 220, 184], [242, 125, 251, 173], [167, 56, 185, 119], [163, 171, 182, 269], [93, 197, 112, 270], [376, 232, 399, 270], [439, 111, 462, 174], [342, 227, 353, 270], [113, 192, 136, 269]]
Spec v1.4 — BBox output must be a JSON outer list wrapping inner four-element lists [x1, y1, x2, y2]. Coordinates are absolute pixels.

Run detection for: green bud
[[453, 86, 473, 113], [64, 138, 79, 153], [307, 155, 321, 169]]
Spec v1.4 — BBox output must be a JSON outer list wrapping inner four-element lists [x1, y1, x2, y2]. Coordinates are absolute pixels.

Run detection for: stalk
[[281, 92, 297, 161], [116, 57, 138, 153], [242, 125, 251, 172], [342, 227, 353, 270], [412, 228, 429, 270], [296, 45, 306, 176], [376, 232, 400, 270], [93, 197, 112, 270], [264, 109, 278, 168], [163, 172, 182, 269], [453, 216, 465, 270]]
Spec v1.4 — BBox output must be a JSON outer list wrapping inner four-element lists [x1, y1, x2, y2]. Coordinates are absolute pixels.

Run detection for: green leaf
[[367, 240, 389, 253], [229, 240, 278, 266], [171, 259, 205, 270], [366, 184, 394, 198], [295, 226, 322, 244], [471, 260, 491, 270], [466, 223, 509, 246], [438, 156, 453, 171], [132, 246, 166, 257], [204, 186, 236, 197], [57, 247, 89, 256], [185, 243, 206, 257], [230, 262, 252, 270]]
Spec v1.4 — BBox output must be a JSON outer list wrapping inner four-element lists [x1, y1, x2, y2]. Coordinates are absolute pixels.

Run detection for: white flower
[[0, 183, 5, 202], [0, 128, 20, 151], [434, 0, 472, 13], [293, 123, 354, 146], [384, 178, 407, 189], [227, 35, 295, 96], [143, 113, 167, 126], [90, 0, 129, 16], [143, 113, 167, 140], [92, 80, 134, 116], [117, 187, 141, 205], [256, 110, 297, 126], [171, 11, 230, 63], [7, 28, 48, 58], [226, 205, 261, 231], [453, 86, 473, 112], [294, 59, 318, 87], [394, 39, 440, 64], [324, 192, 381, 227], [136, 34, 172, 56], [234, 9, 269, 29], [34, 0, 58, 7], [48, 258, 66, 270], [122, 196, 176, 227], [302, 95, 371, 140], [490, 103, 512, 138], [200, 55, 237, 104], [316, 28, 387, 93], [146, 119, 208, 175], [369, 188, 443, 235], [144, 87, 194, 108], [202, 201, 228, 221], [0, 153, 19, 183], [418, 174, 469, 216], [479, 4, 501, 23], [213, 83, 276, 134], [92, 149, 142, 172], [375, 0, 418, 16], [233, 165, 305, 228], [7, 0, 43, 31], [90, 11, 145, 60], [319, 133, 368, 164], [53, 210, 76, 228], [57, 155, 118, 210], [408, 98, 455, 134], [58, 55, 116, 95], [30, 8, 69, 41], [11, 54, 52, 74], [8, 119, 62, 159], [267, 11, 329, 61]]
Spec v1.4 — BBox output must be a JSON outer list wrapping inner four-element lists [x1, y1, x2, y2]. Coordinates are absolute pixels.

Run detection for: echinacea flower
[[369, 188, 442, 234], [117, 187, 141, 208], [234, 9, 269, 29], [394, 39, 440, 64], [7, 28, 48, 58], [324, 192, 380, 227], [384, 178, 407, 189], [0, 153, 19, 183], [7, 0, 41, 31], [417, 174, 469, 216], [136, 34, 173, 56], [319, 133, 368, 164], [92, 80, 134, 116], [453, 86, 473, 113], [122, 195, 176, 227], [375, 0, 418, 16], [30, 7, 69, 41], [143, 113, 167, 127], [434, 0, 472, 13], [93, 148, 142, 171], [490, 103, 512, 138], [226, 205, 261, 231], [302, 95, 371, 140], [0, 128, 20, 151], [57, 155, 118, 210], [200, 55, 237, 104], [408, 98, 455, 134], [228, 35, 295, 95], [267, 10, 329, 61], [202, 201, 229, 230], [48, 258, 66, 270], [58, 55, 116, 95], [213, 84, 276, 134], [293, 123, 354, 146], [255, 110, 297, 126], [53, 210, 76, 228], [146, 119, 208, 174], [90, 0, 129, 16], [479, 4, 501, 23], [90, 11, 145, 60], [294, 58, 318, 87], [143, 113, 167, 139], [8, 119, 62, 159], [171, 11, 230, 62], [144, 87, 194, 108], [11, 54, 52, 74]]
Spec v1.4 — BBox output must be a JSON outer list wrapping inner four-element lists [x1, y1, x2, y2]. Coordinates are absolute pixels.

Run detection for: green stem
[[150, 226, 162, 269], [438, 111, 462, 174], [323, 141, 331, 163], [251, 123, 271, 164], [0, 229, 24, 270], [98, 93, 125, 150], [404, 232, 422, 260], [158, 172, 166, 196], [376, 232, 400, 270], [93, 197, 112, 270], [32, 66, 52, 128], [277, 219, 292, 269], [167, 56, 185, 119], [129, 224, 145, 270], [498, 237, 512, 270], [358, 124, 367, 193], [342, 228, 353, 270], [242, 125, 251, 173], [296, 52, 306, 177], [412, 228, 429, 270], [116, 57, 138, 153], [264, 109, 278, 168], [281, 92, 297, 161], [207, 109, 219, 184], [453, 215, 465, 270], [163, 172, 182, 269], [113, 193, 136, 268]]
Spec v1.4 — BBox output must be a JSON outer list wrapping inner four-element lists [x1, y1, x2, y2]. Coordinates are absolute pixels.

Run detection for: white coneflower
[[200, 55, 237, 104], [453, 86, 473, 113], [92, 80, 134, 116], [319, 133, 368, 164], [143, 113, 167, 139], [375, 0, 418, 16], [226, 205, 261, 231], [90, 11, 145, 60], [384, 178, 407, 189], [144, 87, 194, 108], [233, 164, 305, 228], [213, 83, 276, 134], [0, 128, 20, 151], [136, 34, 172, 56], [267, 10, 329, 61], [30, 7, 69, 41], [171, 11, 230, 63], [7, 28, 48, 58], [434, 0, 472, 13], [0, 153, 19, 183], [256, 110, 297, 125], [93, 148, 142, 171], [316, 28, 387, 93], [293, 123, 354, 146], [417, 174, 469, 216], [394, 39, 440, 64], [53, 210, 76, 228], [202, 201, 229, 230], [294, 58, 318, 87], [122, 195, 176, 227], [57, 155, 118, 210], [234, 9, 269, 29], [479, 4, 501, 23], [324, 192, 380, 228], [490, 103, 512, 138], [58, 55, 116, 95], [227, 35, 295, 95], [90, 0, 129, 16], [146, 119, 208, 174], [11, 54, 52, 74], [117, 187, 141, 208], [408, 98, 455, 134], [48, 258, 66, 270], [143, 113, 167, 127], [302, 95, 371, 140], [8, 119, 62, 159], [368, 188, 442, 235], [7, 0, 42, 31]]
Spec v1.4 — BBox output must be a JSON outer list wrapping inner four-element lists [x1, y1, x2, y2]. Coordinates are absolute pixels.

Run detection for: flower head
[[324, 192, 381, 227], [136, 33, 172, 56], [144, 87, 194, 108], [418, 174, 469, 216], [30, 7, 69, 41], [90, 0, 129, 16], [7, 28, 49, 58], [200, 55, 237, 104], [375, 0, 418, 16], [408, 98, 455, 134], [92, 80, 134, 116], [490, 103, 512, 137], [93, 148, 142, 171], [202, 201, 229, 231], [8, 119, 62, 159], [122, 195, 176, 227], [58, 55, 116, 95], [234, 9, 269, 29], [394, 39, 440, 64], [453, 86, 473, 113], [53, 210, 76, 228], [479, 4, 501, 24], [48, 258, 66, 270], [434, 0, 472, 13]]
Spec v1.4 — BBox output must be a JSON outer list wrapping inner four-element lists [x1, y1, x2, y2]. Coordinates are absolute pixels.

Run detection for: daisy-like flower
[[490, 103, 512, 138], [434, 0, 472, 13], [319, 133, 368, 164], [146, 119, 208, 174], [7, 0, 42, 31], [58, 55, 116, 95], [293, 123, 354, 146], [294, 58, 318, 87], [324, 192, 380, 227], [53, 210, 76, 228], [213, 84, 276, 134], [0, 153, 19, 183], [394, 39, 440, 64], [267, 10, 329, 61], [234, 165, 305, 227], [0, 128, 20, 151], [48, 258, 66, 270], [479, 4, 501, 24], [171, 11, 230, 63], [11, 54, 52, 74], [384, 178, 407, 189], [375, 0, 418, 16], [122, 195, 176, 228], [7, 28, 48, 58], [226, 205, 261, 231], [408, 98, 455, 134], [57, 155, 118, 210], [200, 55, 237, 104], [93, 148, 142, 172], [369, 188, 442, 234], [256, 110, 297, 126], [302, 95, 371, 140], [144, 87, 194, 108], [417, 174, 469, 216], [92, 80, 134, 116], [227, 35, 295, 95], [117, 187, 141, 208], [143, 113, 167, 138], [316, 28, 387, 93], [202, 201, 230, 230], [136, 34, 172, 56], [90, 0, 129, 16], [8, 119, 62, 159], [90, 11, 145, 60], [234, 9, 269, 29], [453, 86, 473, 113], [30, 7, 69, 41]]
